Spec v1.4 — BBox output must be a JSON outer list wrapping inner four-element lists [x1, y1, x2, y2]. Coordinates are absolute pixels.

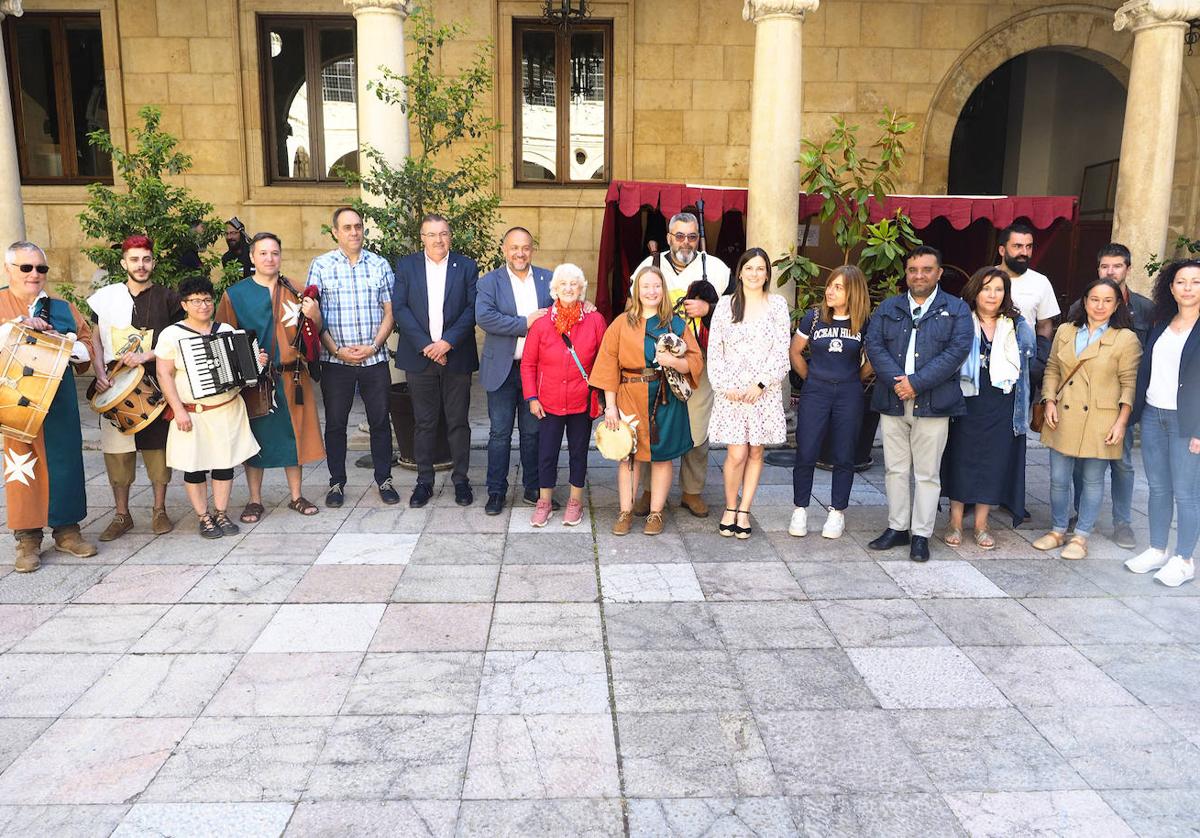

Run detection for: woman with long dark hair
[[941, 267, 1036, 548], [788, 265, 873, 539], [1125, 259, 1200, 586], [707, 248, 791, 538], [1034, 277, 1141, 560]]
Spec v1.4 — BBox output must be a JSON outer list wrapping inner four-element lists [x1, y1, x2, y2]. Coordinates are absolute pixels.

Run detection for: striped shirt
[[307, 247, 394, 366]]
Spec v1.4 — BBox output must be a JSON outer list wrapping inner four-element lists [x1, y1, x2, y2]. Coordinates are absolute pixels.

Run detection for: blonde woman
[[590, 266, 703, 536], [789, 265, 873, 539]]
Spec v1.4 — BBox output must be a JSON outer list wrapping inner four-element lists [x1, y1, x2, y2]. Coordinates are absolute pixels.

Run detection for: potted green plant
[[772, 109, 921, 469]]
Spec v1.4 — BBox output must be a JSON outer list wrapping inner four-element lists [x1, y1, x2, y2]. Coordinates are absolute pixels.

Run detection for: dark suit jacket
[[475, 264, 553, 392], [392, 251, 480, 374], [1134, 319, 1200, 439]]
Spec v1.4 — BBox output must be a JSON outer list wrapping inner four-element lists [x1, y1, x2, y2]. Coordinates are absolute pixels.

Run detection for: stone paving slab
[[0, 381, 1194, 835]]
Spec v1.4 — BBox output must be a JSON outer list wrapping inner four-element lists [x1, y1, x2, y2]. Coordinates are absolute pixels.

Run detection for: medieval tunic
[[590, 314, 703, 462], [632, 253, 730, 447], [87, 282, 179, 453], [217, 278, 323, 468], [155, 321, 260, 473], [0, 290, 91, 531]]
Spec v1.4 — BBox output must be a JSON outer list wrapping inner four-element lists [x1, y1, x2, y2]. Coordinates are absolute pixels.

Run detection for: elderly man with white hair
[[0, 241, 97, 572], [520, 263, 607, 527]]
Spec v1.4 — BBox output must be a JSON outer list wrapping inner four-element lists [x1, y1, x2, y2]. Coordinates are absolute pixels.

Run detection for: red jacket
[[521, 308, 607, 417]]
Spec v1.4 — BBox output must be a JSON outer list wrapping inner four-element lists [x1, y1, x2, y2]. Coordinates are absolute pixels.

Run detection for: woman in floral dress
[[707, 248, 792, 538]]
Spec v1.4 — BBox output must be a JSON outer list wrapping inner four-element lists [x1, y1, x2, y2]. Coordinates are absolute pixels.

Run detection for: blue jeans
[[1073, 427, 1134, 527], [793, 377, 863, 510], [1050, 450, 1106, 537], [1141, 405, 1200, 560], [486, 362, 539, 495]]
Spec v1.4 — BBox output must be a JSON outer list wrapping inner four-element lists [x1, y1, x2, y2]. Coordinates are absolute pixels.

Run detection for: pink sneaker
[[530, 498, 553, 528], [563, 498, 585, 526]]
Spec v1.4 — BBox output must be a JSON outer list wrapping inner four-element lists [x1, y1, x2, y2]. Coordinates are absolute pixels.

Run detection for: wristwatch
[[756, 381, 766, 390]]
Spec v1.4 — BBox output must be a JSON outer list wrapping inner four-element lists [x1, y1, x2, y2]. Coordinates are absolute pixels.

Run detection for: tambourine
[[594, 411, 640, 461]]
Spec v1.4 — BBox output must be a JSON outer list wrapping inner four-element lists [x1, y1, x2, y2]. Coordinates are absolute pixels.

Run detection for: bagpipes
[[279, 277, 323, 398]]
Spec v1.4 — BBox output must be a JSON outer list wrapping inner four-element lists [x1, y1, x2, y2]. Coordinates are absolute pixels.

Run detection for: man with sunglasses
[[0, 242, 97, 572], [88, 235, 180, 542], [629, 212, 730, 518]]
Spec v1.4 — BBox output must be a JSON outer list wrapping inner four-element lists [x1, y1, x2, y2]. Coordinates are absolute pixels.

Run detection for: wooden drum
[[0, 324, 74, 444]]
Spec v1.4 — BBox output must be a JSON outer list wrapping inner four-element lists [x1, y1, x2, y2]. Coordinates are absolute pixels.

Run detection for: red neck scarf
[[553, 301, 583, 336]]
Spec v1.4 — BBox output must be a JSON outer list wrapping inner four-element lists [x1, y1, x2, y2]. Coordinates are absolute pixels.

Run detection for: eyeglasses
[[912, 305, 922, 328], [8, 263, 49, 274], [421, 231, 451, 239], [670, 233, 699, 244], [183, 297, 214, 306]]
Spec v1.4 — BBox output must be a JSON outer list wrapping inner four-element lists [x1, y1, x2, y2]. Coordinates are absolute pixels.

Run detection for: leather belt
[[181, 393, 240, 414], [621, 368, 660, 384]]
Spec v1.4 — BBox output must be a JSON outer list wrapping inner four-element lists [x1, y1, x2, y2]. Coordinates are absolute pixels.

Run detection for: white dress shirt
[[425, 255, 448, 343], [905, 286, 937, 376], [508, 267, 540, 359]]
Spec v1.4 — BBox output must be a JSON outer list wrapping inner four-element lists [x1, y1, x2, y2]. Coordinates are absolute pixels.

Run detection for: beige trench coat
[[1041, 323, 1141, 460]]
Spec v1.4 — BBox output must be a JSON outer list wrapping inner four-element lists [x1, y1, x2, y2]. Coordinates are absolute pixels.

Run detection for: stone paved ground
[[0, 383, 1198, 836]]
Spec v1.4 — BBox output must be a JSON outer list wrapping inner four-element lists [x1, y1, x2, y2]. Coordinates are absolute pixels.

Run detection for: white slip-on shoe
[[1153, 556, 1195, 588], [788, 507, 808, 537], [821, 508, 845, 539], [1125, 547, 1168, 574]]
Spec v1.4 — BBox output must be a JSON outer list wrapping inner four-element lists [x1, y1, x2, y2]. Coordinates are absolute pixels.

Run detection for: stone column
[[1111, 0, 1200, 291], [346, 0, 411, 208], [0, 1, 26, 246], [744, 0, 819, 265]]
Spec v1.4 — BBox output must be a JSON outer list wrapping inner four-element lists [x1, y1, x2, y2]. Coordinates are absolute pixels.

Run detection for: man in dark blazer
[[392, 214, 479, 508], [476, 227, 554, 515]]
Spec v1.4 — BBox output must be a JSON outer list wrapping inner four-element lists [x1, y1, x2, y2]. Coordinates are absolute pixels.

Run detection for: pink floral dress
[[706, 294, 791, 445]]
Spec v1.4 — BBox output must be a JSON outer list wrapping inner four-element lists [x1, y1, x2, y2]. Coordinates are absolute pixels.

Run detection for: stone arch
[[917, 4, 1200, 236]]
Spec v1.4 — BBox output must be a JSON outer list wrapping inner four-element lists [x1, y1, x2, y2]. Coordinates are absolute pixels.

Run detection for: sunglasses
[[8, 263, 49, 274]]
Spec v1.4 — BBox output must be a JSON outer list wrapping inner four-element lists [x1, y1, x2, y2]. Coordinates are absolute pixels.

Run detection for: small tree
[[1145, 234, 1200, 279], [338, 2, 502, 268], [774, 109, 922, 321], [73, 106, 239, 307]]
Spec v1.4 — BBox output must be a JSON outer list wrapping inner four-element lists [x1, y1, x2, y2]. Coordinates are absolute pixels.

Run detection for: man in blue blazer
[[476, 227, 554, 515], [392, 214, 480, 508]]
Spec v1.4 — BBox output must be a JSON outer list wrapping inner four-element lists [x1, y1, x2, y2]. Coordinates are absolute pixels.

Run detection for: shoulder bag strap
[[1052, 357, 1088, 400]]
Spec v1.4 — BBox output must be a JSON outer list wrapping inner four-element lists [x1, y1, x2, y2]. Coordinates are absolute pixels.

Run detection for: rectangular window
[[514, 20, 611, 186], [3, 13, 112, 184], [259, 15, 357, 183]]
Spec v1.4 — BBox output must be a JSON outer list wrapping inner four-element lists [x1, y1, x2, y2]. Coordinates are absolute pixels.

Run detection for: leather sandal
[[974, 530, 996, 549], [735, 509, 752, 540], [718, 508, 739, 537], [1033, 531, 1067, 551], [287, 496, 319, 516], [942, 527, 963, 547], [239, 502, 265, 524]]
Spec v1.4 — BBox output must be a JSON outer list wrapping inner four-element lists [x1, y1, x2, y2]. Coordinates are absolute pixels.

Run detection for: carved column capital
[[742, 0, 819, 24], [344, 0, 411, 18], [1114, 0, 1200, 33], [0, 1, 24, 21]]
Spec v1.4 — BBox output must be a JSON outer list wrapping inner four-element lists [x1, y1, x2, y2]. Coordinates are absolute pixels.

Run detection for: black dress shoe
[[325, 483, 345, 508], [409, 483, 433, 508], [910, 535, 931, 562], [522, 488, 560, 510], [868, 528, 911, 550], [377, 478, 400, 505], [455, 482, 474, 506], [485, 493, 505, 516]]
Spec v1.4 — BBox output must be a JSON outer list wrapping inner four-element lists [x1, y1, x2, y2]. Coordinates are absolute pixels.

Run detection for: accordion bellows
[[180, 330, 262, 399]]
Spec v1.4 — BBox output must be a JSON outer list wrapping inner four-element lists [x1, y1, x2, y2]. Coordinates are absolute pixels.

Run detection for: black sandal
[[718, 508, 739, 537], [213, 510, 240, 536], [736, 509, 752, 540], [198, 513, 223, 539], [287, 496, 319, 516]]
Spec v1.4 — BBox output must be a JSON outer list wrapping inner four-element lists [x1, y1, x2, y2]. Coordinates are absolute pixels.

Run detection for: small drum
[[0, 324, 74, 444], [595, 419, 637, 461], [89, 363, 166, 435]]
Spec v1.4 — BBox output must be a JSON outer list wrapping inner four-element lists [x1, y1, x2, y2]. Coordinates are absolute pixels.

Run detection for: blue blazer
[[391, 251, 480, 374], [1134, 319, 1200, 439], [475, 265, 553, 392], [865, 288, 974, 417]]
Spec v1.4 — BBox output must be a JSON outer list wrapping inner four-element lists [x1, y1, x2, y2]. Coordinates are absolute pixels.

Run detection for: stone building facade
[[2, 0, 1197, 290]]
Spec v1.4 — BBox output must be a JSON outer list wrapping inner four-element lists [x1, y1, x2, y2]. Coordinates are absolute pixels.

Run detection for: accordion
[[180, 329, 262, 400]]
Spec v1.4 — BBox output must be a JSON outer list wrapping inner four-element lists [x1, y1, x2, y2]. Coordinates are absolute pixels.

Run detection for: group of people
[[2, 212, 1196, 588]]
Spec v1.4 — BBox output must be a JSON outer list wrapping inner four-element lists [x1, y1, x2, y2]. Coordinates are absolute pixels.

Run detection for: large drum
[[89, 363, 166, 435], [0, 324, 74, 444]]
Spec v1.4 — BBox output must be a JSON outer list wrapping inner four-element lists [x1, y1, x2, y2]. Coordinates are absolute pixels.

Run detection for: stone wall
[[15, 0, 1200, 294]]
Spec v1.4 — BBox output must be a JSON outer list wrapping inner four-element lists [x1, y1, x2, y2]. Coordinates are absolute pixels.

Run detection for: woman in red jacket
[[521, 263, 607, 527]]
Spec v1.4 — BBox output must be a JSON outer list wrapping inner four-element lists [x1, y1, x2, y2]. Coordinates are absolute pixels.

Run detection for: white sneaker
[[1153, 556, 1195, 588], [821, 508, 845, 539], [1125, 547, 1168, 574], [788, 507, 808, 537]]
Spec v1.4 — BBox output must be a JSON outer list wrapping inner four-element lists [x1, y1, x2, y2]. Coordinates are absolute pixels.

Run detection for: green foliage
[[1145, 235, 1200, 279], [72, 105, 240, 311], [337, 2, 502, 269], [776, 109, 922, 318]]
